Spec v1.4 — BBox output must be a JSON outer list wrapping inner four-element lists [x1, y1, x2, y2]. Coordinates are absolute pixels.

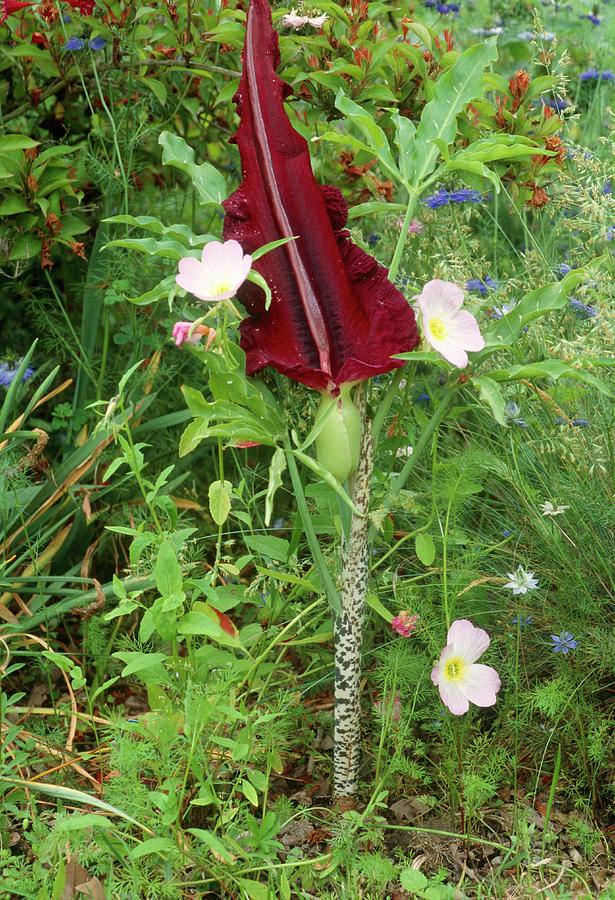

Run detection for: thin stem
[[388, 189, 418, 282]]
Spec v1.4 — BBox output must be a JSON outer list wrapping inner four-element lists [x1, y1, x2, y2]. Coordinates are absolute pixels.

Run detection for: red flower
[[1, 0, 33, 24], [64, 0, 95, 14], [222, 0, 419, 393]]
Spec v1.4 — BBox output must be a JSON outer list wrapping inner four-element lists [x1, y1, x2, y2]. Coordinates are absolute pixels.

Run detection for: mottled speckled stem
[[333, 390, 373, 800]]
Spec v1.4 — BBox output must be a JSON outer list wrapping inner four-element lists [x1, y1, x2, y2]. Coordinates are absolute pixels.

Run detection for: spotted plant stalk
[[334, 392, 373, 800], [220, 0, 419, 800]]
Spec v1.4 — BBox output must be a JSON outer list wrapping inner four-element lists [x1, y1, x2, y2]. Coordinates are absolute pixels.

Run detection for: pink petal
[[447, 619, 490, 663], [176, 257, 209, 299], [428, 337, 469, 368], [449, 310, 485, 351], [438, 679, 469, 715], [461, 664, 501, 707], [430, 662, 441, 685], [419, 279, 465, 312]]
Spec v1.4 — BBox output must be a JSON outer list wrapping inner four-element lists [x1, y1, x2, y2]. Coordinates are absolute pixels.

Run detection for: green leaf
[[0, 134, 39, 152], [55, 813, 114, 833], [159, 131, 226, 206], [265, 447, 286, 527], [408, 38, 499, 185], [103, 236, 194, 260], [0, 195, 30, 215], [103, 214, 214, 247], [244, 534, 289, 563], [113, 651, 168, 677], [241, 779, 259, 806], [391, 111, 417, 182], [400, 868, 429, 892], [366, 592, 394, 622], [415, 532, 436, 566], [487, 360, 614, 397], [209, 479, 233, 526], [129, 837, 177, 860], [472, 374, 509, 426], [238, 880, 271, 900], [154, 541, 183, 597], [188, 828, 236, 864], [334, 91, 400, 180]]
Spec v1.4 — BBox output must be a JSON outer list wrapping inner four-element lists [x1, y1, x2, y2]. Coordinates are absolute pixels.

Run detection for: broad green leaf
[[55, 813, 113, 832], [241, 779, 259, 806], [472, 374, 509, 426], [159, 131, 226, 206], [366, 592, 394, 622], [407, 38, 499, 185], [400, 868, 429, 892], [487, 360, 614, 397], [103, 214, 214, 247], [391, 111, 417, 182], [415, 532, 436, 566], [129, 837, 177, 860], [346, 199, 406, 219], [103, 236, 195, 260], [154, 541, 183, 597], [0, 134, 39, 152], [334, 91, 400, 180], [188, 828, 236, 864], [244, 534, 289, 563], [113, 651, 168, 676], [265, 447, 286, 526], [209, 479, 232, 526]]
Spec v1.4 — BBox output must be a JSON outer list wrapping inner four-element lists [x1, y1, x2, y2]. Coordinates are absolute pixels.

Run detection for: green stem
[[284, 438, 340, 614], [388, 189, 418, 282], [377, 384, 458, 525]]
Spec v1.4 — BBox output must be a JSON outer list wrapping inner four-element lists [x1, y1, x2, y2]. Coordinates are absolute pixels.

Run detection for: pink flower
[[431, 619, 500, 716], [414, 280, 485, 368], [172, 321, 216, 348], [391, 610, 419, 637], [282, 9, 308, 27], [373, 692, 401, 721], [176, 240, 252, 303]]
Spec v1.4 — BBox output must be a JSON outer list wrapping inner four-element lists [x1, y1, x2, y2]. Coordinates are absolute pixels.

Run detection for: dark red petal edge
[[222, 0, 419, 391]]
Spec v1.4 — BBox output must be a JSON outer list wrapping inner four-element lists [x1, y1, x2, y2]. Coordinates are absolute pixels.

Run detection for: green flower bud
[[315, 384, 361, 483]]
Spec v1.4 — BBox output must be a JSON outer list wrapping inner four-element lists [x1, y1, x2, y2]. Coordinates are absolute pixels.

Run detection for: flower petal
[[449, 310, 486, 351], [438, 679, 470, 715], [176, 257, 213, 300], [428, 337, 469, 368], [447, 619, 490, 663], [461, 664, 501, 707]]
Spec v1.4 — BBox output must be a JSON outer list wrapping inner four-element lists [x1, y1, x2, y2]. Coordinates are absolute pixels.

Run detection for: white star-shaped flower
[[541, 501, 570, 517], [505, 566, 539, 595]]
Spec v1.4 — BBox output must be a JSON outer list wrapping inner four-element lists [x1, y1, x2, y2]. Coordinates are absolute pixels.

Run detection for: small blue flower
[[571, 418, 589, 427], [580, 69, 615, 82], [423, 189, 451, 209], [557, 263, 572, 277], [550, 632, 577, 654], [511, 614, 533, 627], [0, 361, 35, 387], [490, 300, 517, 320], [89, 36, 106, 51], [416, 392, 430, 403], [554, 416, 566, 425], [448, 189, 483, 204], [569, 298, 599, 319], [63, 13, 72, 22], [580, 13, 601, 24], [467, 276, 498, 294], [64, 37, 85, 51], [603, 180, 612, 195], [543, 97, 569, 112], [606, 226, 615, 241], [505, 401, 528, 428], [502, 529, 513, 538]]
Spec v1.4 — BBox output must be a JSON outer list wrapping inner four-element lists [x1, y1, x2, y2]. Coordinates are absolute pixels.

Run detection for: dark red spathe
[[222, 0, 419, 392]]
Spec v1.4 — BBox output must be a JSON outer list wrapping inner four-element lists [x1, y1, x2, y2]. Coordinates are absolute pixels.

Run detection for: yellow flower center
[[214, 281, 233, 294], [443, 656, 466, 682], [429, 317, 447, 340]]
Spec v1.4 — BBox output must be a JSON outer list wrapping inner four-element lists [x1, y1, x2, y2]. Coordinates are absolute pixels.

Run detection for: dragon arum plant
[[103, 0, 613, 805]]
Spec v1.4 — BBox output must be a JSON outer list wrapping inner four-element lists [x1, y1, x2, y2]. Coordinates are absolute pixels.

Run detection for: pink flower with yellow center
[[414, 280, 485, 368], [176, 240, 252, 303], [431, 619, 500, 715]]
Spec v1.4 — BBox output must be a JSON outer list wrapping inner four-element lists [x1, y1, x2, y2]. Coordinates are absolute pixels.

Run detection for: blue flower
[[416, 392, 430, 403], [569, 298, 599, 319], [603, 180, 612, 195], [64, 37, 85, 51], [490, 300, 517, 320], [89, 36, 106, 51], [580, 69, 615, 82], [0, 361, 35, 387], [571, 418, 589, 427], [367, 233, 381, 247], [505, 401, 528, 428], [543, 97, 569, 112], [467, 276, 498, 294], [502, 529, 513, 537], [606, 226, 615, 241], [557, 263, 572, 277], [423, 188, 483, 207], [423, 189, 451, 209], [550, 632, 577, 654], [580, 14, 601, 24], [448, 189, 483, 203], [511, 614, 533, 627]]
